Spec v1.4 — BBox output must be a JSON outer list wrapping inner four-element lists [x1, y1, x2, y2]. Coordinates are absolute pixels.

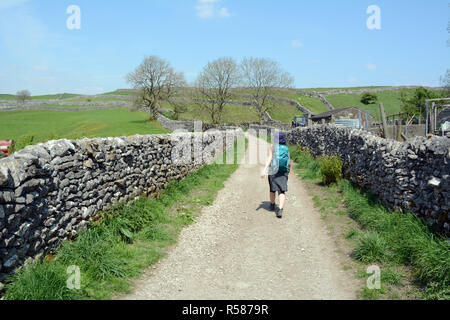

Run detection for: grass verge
[[290, 145, 450, 300], [3, 139, 247, 300]]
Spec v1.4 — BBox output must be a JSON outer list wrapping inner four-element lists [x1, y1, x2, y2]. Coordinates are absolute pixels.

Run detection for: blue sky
[[0, 0, 449, 95]]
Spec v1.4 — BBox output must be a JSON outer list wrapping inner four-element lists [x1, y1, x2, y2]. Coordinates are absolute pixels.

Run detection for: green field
[[268, 101, 304, 123], [326, 89, 418, 121], [0, 108, 170, 145]]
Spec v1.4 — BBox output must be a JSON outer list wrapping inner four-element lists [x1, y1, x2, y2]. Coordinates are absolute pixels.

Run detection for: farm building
[[310, 107, 373, 129], [437, 105, 450, 128]]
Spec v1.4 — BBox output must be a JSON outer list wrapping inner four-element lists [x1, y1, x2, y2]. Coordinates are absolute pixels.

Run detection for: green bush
[[318, 155, 343, 185], [361, 92, 378, 105]]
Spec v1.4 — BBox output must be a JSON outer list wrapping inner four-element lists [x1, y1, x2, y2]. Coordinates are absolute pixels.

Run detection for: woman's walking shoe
[[277, 208, 283, 219]]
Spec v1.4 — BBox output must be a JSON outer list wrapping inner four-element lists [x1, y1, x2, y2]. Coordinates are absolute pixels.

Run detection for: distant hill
[[0, 93, 81, 101]]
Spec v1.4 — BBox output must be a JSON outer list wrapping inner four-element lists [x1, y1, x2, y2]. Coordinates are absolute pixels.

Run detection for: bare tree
[[16, 90, 31, 104], [126, 56, 186, 120], [195, 57, 240, 124], [440, 69, 450, 96], [241, 57, 294, 123]]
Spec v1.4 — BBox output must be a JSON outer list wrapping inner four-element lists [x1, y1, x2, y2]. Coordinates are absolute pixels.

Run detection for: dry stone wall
[[0, 129, 242, 280], [157, 113, 197, 132], [295, 90, 335, 111], [287, 125, 450, 236]]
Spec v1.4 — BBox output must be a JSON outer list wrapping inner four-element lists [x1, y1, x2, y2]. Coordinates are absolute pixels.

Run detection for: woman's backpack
[[271, 144, 290, 173]]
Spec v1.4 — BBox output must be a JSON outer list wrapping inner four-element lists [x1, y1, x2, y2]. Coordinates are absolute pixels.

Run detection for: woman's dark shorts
[[268, 171, 289, 193]]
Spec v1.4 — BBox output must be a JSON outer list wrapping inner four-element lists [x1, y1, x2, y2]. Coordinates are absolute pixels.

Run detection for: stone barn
[[310, 107, 372, 129]]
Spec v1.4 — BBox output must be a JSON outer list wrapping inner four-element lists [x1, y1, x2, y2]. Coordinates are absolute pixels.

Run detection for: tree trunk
[[149, 100, 158, 121]]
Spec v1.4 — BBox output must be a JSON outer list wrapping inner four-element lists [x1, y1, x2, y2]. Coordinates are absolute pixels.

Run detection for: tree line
[[126, 56, 294, 124]]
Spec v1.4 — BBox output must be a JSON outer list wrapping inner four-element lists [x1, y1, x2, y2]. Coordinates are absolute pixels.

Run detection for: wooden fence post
[[379, 103, 389, 139], [396, 120, 402, 142]]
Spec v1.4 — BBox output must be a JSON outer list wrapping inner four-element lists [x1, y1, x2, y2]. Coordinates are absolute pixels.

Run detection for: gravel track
[[117, 135, 359, 300]]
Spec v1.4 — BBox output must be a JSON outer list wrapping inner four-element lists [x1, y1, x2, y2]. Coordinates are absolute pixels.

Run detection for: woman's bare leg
[[270, 192, 276, 204], [279, 192, 286, 209]]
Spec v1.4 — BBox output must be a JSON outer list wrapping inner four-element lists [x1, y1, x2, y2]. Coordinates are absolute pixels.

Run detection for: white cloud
[[195, 0, 230, 19], [0, 0, 29, 10], [291, 40, 304, 48], [366, 63, 377, 70]]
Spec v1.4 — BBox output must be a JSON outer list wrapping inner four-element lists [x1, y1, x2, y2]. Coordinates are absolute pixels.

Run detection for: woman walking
[[261, 133, 291, 219]]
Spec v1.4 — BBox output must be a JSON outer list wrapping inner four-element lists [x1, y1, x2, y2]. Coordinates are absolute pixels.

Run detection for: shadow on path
[[256, 201, 276, 215]]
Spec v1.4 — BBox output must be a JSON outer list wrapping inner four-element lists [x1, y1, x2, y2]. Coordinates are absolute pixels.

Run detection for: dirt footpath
[[117, 135, 359, 300]]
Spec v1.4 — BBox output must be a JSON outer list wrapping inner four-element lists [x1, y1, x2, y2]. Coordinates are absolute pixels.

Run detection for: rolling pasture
[[0, 109, 169, 149], [0, 86, 434, 150]]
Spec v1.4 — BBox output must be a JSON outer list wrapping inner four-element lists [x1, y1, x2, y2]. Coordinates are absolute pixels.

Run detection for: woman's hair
[[276, 133, 287, 145]]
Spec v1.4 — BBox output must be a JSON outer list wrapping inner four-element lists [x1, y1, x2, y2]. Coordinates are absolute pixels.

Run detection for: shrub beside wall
[[287, 125, 450, 236], [0, 129, 242, 280]]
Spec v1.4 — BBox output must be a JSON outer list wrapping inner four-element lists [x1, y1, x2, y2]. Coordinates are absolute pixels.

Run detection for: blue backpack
[[271, 144, 290, 173]]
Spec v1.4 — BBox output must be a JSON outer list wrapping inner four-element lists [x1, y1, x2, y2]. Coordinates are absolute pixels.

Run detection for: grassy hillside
[[0, 109, 169, 148], [268, 101, 304, 123], [161, 95, 303, 124], [32, 93, 81, 100], [161, 101, 260, 123], [292, 95, 328, 114], [0, 94, 16, 100], [102, 90, 137, 96], [326, 89, 417, 121], [232, 88, 329, 115]]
